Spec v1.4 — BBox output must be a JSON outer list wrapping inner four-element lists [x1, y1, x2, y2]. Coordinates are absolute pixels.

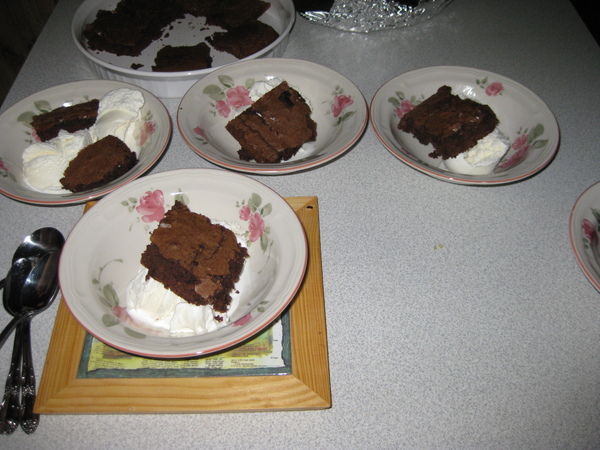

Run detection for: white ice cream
[[94, 88, 144, 154], [125, 267, 237, 336], [249, 77, 284, 101], [22, 88, 144, 193], [443, 129, 510, 175], [22, 129, 94, 192]]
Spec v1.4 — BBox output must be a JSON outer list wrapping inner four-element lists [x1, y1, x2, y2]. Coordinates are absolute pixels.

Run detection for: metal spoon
[[0, 253, 60, 434], [0, 258, 35, 434], [0, 228, 64, 291], [0, 259, 35, 350], [15, 251, 60, 434]]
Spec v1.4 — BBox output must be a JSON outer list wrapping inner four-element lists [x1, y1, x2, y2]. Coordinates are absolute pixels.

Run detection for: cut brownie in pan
[[207, 20, 279, 59], [152, 42, 213, 72]]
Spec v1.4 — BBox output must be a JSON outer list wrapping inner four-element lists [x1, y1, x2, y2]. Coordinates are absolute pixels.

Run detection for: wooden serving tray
[[36, 196, 330, 413]]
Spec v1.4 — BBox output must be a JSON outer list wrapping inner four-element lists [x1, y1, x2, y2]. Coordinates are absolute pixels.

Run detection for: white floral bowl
[[59, 168, 307, 358], [71, 0, 295, 98], [177, 58, 368, 174], [370, 66, 560, 185], [0, 80, 170, 205], [570, 181, 600, 292]]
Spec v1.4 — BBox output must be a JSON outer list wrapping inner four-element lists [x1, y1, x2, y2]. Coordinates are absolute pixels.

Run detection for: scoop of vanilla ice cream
[[125, 267, 231, 336], [92, 88, 145, 154], [22, 88, 145, 193], [249, 77, 284, 101], [443, 129, 510, 175], [22, 129, 94, 191]]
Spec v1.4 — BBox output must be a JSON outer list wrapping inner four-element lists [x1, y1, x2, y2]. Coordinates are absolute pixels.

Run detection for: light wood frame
[[35, 196, 331, 413]]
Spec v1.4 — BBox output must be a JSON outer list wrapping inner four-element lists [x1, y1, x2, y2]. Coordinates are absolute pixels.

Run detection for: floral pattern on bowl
[[388, 78, 550, 174], [201, 74, 356, 126], [73, 171, 296, 352], [0, 80, 171, 205], [177, 58, 368, 175], [371, 66, 560, 185], [570, 181, 600, 292], [569, 182, 600, 291], [581, 210, 600, 271]]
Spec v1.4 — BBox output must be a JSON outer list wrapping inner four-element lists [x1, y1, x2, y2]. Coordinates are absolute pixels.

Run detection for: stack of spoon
[[0, 228, 64, 435]]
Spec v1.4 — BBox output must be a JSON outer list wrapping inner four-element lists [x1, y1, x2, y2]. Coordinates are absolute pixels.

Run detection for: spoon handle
[[0, 313, 26, 351], [20, 317, 39, 434], [0, 324, 23, 435]]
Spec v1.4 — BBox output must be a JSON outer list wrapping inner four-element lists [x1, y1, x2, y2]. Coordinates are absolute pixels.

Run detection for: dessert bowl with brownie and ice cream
[[177, 58, 368, 174], [0, 80, 170, 205], [58, 168, 307, 358], [370, 66, 560, 186]]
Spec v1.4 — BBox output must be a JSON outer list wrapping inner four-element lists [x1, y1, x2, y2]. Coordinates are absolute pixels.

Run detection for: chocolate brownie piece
[[175, 0, 219, 17], [31, 99, 99, 142], [207, 20, 279, 59], [60, 135, 137, 192], [226, 81, 317, 163], [140, 201, 248, 312], [204, 0, 270, 29], [398, 85, 499, 159], [152, 42, 213, 72], [83, 0, 185, 57]]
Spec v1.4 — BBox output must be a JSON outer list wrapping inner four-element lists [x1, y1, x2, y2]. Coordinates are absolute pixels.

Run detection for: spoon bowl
[[9, 252, 60, 316], [13, 228, 64, 264], [0, 228, 64, 292]]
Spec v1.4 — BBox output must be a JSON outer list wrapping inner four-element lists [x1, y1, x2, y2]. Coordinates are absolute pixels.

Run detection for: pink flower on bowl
[[136, 189, 165, 223], [395, 100, 414, 119], [139, 121, 156, 146], [233, 312, 252, 326], [485, 81, 504, 96], [583, 219, 598, 245], [237, 193, 272, 252], [248, 212, 265, 242], [215, 100, 231, 118], [31, 128, 41, 143], [193, 126, 206, 139], [331, 94, 354, 118], [500, 134, 530, 169], [512, 134, 530, 151], [226, 86, 252, 110], [239, 205, 251, 221]]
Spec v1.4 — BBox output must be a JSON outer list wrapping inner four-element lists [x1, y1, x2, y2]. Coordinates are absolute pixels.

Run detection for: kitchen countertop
[[1, 0, 600, 448]]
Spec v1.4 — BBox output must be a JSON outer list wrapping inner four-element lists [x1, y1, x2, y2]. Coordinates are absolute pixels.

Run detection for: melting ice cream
[[22, 88, 144, 193]]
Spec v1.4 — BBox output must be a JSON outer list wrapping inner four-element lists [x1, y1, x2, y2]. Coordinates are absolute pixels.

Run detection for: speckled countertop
[[1, 0, 600, 448]]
